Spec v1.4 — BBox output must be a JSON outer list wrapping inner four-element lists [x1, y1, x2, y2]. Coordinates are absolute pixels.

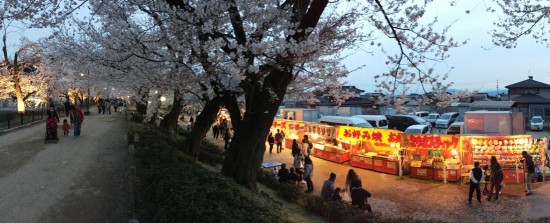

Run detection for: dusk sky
[[7, 1, 550, 95], [344, 1, 550, 94]]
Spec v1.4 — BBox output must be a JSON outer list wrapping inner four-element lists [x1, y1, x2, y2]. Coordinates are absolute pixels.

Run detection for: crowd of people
[[468, 152, 537, 204], [96, 98, 126, 115], [268, 129, 543, 213], [211, 118, 233, 150], [271, 129, 373, 213]]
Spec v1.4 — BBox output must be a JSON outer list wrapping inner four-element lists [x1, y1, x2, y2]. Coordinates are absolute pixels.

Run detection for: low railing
[[0, 107, 67, 131]]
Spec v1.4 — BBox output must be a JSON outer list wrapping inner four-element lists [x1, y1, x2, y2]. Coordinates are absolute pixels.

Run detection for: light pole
[[81, 73, 91, 115]]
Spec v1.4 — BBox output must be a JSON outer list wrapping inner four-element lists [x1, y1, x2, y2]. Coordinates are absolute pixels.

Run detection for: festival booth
[[271, 119, 344, 163], [307, 123, 347, 163], [340, 126, 404, 175], [271, 119, 306, 148], [405, 134, 463, 182], [463, 135, 547, 183]]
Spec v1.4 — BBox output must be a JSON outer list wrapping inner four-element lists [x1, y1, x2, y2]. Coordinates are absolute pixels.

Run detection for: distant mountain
[[480, 89, 508, 96], [447, 89, 508, 96]]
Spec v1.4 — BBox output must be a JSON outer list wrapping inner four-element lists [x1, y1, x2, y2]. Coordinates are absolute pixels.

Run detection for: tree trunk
[[13, 73, 25, 113], [159, 90, 184, 131], [136, 103, 147, 115], [183, 96, 222, 159], [222, 68, 292, 190], [136, 88, 149, 115]]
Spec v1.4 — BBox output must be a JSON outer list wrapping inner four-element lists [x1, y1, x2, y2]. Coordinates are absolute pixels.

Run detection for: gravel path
[[0, 110, 128, 223]]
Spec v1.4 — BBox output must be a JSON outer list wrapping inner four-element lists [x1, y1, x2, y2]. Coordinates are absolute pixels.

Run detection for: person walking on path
[[468, 161, 484, 204], [113, 100, 119, 112], [303, 154, 314, 193], [487, 156, 503, 201], [302, 135, 313, 156], [522, 151, 536, 196], [274, 129, 283, 153], [223, 128, 233, 150], [291, 139, 302, 169], [69, 105, 84, 137], [267, 132, 275, 154], [212, 124, 220, 139], [62, 119, 70, 136], [321, 172, 336, 201]]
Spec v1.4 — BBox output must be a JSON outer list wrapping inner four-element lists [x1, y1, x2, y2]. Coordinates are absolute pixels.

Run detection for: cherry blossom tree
[[0, 0, 89, 111], [169, 0, 467, 189], [1, 33, 48, 111], [40, 0, 466, 189], [490, 1, 550, 48]]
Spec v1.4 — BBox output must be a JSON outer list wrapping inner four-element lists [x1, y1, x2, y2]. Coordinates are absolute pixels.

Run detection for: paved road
[[0, 110, 128, 223]]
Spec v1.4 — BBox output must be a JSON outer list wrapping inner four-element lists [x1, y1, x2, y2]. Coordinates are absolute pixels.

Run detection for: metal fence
[[0, 107, 67, 132]]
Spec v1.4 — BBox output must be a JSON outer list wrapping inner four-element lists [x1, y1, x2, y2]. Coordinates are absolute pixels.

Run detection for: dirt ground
[[0, 110, 128, 223]]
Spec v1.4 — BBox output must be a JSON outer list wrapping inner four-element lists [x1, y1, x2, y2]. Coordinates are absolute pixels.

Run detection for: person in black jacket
[[487, 156, 503, 201], [277, 164, 289, 183], [468, 161, 484, 204], [267, 132, 275, 154], [287, 167, 301, 185], [522, 151, 536, 196], [351, 180, 372, 212]]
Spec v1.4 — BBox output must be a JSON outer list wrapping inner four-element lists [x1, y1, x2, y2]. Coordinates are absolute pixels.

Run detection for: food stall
[[304, 123, 345, 163], [406, 134, 462, 182], [271, 119, 306, 149], [340, 126, 403, 175], [466, 135, 546, 183]]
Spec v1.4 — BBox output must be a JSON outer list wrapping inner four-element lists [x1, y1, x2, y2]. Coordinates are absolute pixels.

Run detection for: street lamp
[[81, 72, 91, 115]]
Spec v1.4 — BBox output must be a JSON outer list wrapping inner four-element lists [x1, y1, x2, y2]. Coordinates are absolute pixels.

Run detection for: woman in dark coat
[[487, 156, 503, 201]]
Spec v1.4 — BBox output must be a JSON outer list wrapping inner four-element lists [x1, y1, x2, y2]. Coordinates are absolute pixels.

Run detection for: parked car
[[446, 122, 464, 135], [388, 115, 431, 132], [404, 124, 432, 134], [414, 111, 430, 119], [435, 112, 459, 129], [530, 116, 544, 131], [319, 116, 373, 128], [425, 113, 440, 126], [352, 115, 388, 129]]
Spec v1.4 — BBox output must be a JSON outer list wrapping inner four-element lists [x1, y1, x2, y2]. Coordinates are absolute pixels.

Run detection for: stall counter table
[[503, 168, 525, 183], [372, 157, 398, 175], [313, 148, 350, 163], [350, 155, 374, 170], [410, 167, 434, 180], [433, 168, 461, 182]]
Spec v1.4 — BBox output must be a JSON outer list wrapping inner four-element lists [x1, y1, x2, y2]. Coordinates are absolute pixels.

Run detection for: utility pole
[[496, 80, 499, 96]]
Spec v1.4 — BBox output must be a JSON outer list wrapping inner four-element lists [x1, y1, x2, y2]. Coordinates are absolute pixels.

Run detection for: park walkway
[[0, 109, 128, 223]]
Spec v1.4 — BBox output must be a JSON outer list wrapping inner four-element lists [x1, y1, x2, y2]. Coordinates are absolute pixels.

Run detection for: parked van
[[319, 116, 373, 128], [352, 115, 388, 129], [404, 124, 432, 134], [415, 111, 430, 119], [446, 122, 464, 135], [435, 112, 459, 129], [425, 113, 440, 126], [388, 115, 431, 132]]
